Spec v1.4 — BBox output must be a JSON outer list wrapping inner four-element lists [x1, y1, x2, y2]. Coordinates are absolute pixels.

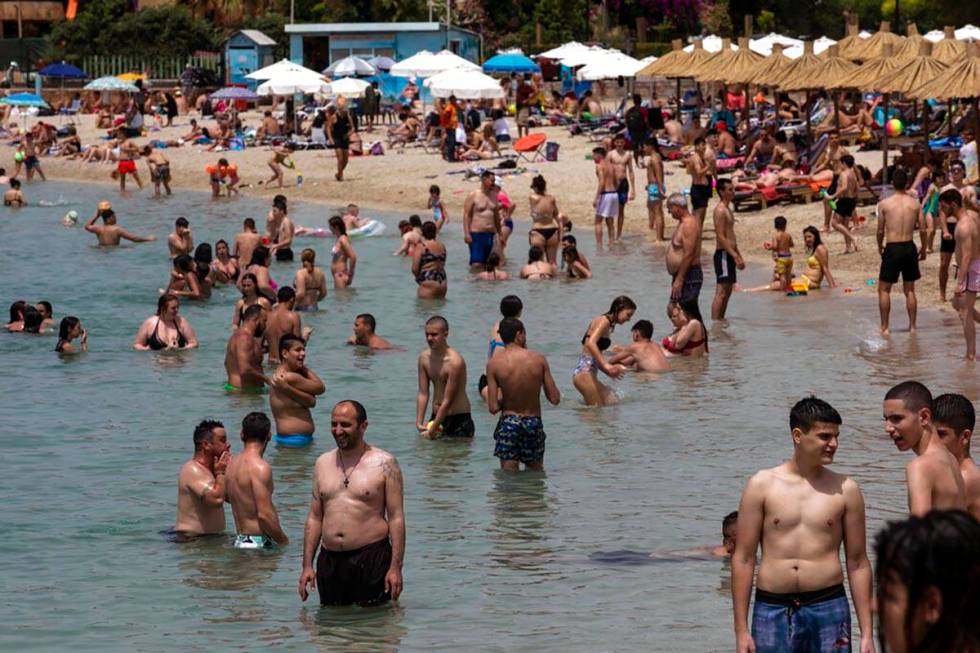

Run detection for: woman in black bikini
[[662, 297, 708, 358], [133, 294, 198, 351], [55, 316, 87, 354], [232, 273, 271, 329], [412, 221, 447, 298], [210, 239, 239, 284], [528, 175, 564, 265], [573, 296, 635, 406]]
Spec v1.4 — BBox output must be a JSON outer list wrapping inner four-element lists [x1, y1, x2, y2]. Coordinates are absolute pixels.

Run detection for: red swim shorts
[[117, 160, 136, 174]]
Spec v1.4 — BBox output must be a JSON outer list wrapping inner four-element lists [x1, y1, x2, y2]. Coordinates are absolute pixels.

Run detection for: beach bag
[[369, 142, 384, 156], [498, 159, 517, 169], [545, 142, 560, 161]]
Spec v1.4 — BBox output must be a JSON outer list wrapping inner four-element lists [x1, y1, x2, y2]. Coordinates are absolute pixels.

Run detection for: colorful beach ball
[[885, 118, 904, 137]]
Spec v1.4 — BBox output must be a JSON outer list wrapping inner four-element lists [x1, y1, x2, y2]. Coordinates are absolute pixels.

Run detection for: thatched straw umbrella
[[728, 43, 790, 85], [696, 37, 762, 83], [636, 38, 714, 119], [931, 26, 967, 65], [848, 21, 905, 62], [781, 45, 860, 142], [836, 43, 902, 90], [907, 42, 980, 143], [690, 37, 737, 80], [894, 23, 929, 61], [768, 41, 822, 89], [835, 23, 867, 62]]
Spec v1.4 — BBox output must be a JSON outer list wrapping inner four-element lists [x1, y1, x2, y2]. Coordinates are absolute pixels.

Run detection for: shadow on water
[[298, 602, 406, 652], [486, 469, 556, 572]]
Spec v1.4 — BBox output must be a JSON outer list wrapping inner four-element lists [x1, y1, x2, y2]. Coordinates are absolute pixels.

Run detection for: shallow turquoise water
[[2, 182, 976, 652]]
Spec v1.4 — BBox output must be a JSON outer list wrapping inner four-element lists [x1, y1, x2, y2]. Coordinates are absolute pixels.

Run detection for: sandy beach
[[36, 109, 956, 314]]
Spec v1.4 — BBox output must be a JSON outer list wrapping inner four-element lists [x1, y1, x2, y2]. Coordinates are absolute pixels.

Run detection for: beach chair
[[514, 133, 547, 162]]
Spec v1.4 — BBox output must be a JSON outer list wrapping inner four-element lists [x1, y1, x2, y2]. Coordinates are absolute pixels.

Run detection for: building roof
[[285, 22, 476, 36], [233, 29, 277, 46]]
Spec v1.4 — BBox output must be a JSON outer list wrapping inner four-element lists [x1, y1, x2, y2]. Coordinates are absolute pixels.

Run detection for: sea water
[[2, 182, 976, 652]]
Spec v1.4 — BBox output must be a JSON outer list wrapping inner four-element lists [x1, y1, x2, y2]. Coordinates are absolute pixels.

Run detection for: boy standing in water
[[769, 216, 794, 291], [732, 396, 874, 653], [225, 412, 289, 549], [932, 393, 980, 520]]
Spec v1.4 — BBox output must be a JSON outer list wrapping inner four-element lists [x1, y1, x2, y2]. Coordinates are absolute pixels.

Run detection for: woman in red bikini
[[662, 297, 708, 358]]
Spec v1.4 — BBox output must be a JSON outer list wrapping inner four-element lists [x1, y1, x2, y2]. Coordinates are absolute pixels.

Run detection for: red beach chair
[[514, 133, 547, 162]]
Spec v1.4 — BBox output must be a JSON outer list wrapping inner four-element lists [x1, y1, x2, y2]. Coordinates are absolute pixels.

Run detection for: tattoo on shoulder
[[379, 455, 402, 481]]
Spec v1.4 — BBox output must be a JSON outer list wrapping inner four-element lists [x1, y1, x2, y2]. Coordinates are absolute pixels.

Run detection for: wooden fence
[[81, 54, 221, 81]]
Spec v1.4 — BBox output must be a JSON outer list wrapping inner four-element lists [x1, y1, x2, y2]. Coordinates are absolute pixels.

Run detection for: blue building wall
[[225, 33, 274, 88], [288, 26, 480, 69]]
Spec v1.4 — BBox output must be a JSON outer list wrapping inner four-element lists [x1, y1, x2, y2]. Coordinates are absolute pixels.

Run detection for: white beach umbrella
[[955, 24, 980, 41], [558, 46, 614, 68], [576, 51, 644, 80], [322, 56, 376, 78], [536, 41, 590, 59], [390, 50, 477, 78], [749, 33, 803, 56], [784, 36, 836, 59], [328, 77, 371, 98], [256, 69, 330, 96], [924, 29, 945, 43], [246, 58, 322, 81], [684, 35, 736, 53], [423, 68, 504, 99]]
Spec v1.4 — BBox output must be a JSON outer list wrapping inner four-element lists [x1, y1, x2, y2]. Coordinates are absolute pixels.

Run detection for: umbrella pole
[[806, 90, 811, 156], [973, 97, 979, 148], [883, 93, 890, 186], [834, 91, 840, 134], [675, 78, 681, 121]]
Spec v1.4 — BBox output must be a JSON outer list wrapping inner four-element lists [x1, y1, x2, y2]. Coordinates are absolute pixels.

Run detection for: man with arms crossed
[[665, 193, 703, 304], [174, 420, 230, 537], [226, 412, 289, 549], [592, 147, 619, 247], [944, 188, 980, 360], [883, 381, 966, 516], [876, 168, 926, 335], [298, 400, 405, 606], [712, 178, 744, 320], [932, 393, 980, 520], [485, 317, 560, 471], [270, 335, 325, 448], [416, 316, 473, 439], [732, 397, 873, 653], [607, 133, 635, 241], [463, 171, 502, 268]]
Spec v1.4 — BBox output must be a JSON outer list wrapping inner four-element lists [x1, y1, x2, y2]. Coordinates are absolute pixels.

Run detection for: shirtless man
[[225, 412, 289, 549], [233, 218, 262, 269], [485, 317, 560, 471], [944, 159, 979, 211], [933, 393, 980, 520], [945, 189, 980, 359], [665, 193, 703, 304], [168, 217, 193, 258], [876, 168, 925, 335], [298, 400, 405, 606], [746, 130, 775, 169], [686, 137, 711, 224], [640, 141, 666, 240], [416, 316, 473, 439], [224, 304, 267, 393], [592, 147, 619, 247], [115, 132, 142, 191], [256, 111, 279, 141], [347, 313, 393, 350], [712, 178, 744, 320], [715, 123, 737, 157], [3, 178, 26, 206], [607, 133, 635, 240], [173, 419, 230, 537], [732, 396, 874, 653], [263, 286, 312, 365], [269, 206, 295, 262], [463, 171, 501, 268], [607, 319, 669, 372], [142, 146, 171, 197], [269, 335, 326, 448], [84, 205, 156, 246], [180, 119, 203, 143], [883, 381, 967, 516]]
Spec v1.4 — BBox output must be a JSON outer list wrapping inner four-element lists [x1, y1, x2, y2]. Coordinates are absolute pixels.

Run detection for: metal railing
[[80, 54, 220, 81]]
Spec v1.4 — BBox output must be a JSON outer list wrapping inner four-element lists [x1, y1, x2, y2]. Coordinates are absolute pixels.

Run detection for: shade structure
[[844, 21, 905, 61], [749, 33, 803, 57], [558, 46, 614, 68], [576, 50, 644, 80], [328, 77, 371, 98], [322, 56, 376, 78], [765, 41, 821, 88], [256, 70, 330, 96], [38, 62, 85, 79], [835, 43, 903, 90], [895, 23, 930, 61], [0, 92, 48, 108], [390, 50, 479, 78], [907, 43, 980, 100], [638, 38, 712, 78], [536, 42, 589, 60], [729, 44, 791, 85], [209, 86, 259, 101], [689, 37, 737, 80], [683, 34, 729, 53], [483, 52, 540, 74], [367, 56, 396, 71], [955, 24, 980, 41], [423, 68, 505, 99], [696, 37, 762, 83], [871, 41, 948, 94], [117, 72, 147, 82], [84, 76, 138, 92], [932, 27, 967, 65], [635, 39, 684, 77], [835, 24, 868, 61], [782, 45, 859, 91], [246, 58, 322, 81]]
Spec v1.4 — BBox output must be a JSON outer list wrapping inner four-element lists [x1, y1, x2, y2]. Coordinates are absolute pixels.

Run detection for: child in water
[[427, 184, 449, 230], [770, 215, 794, 290]]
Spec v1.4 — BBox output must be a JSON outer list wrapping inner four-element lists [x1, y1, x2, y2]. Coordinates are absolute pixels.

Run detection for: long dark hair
[[675, 297, 707, 348], [329, 215, 347, 236], [803, 225, 823, 253], [249, 245, 270, 267], [58, 316, 79, 342], [605, 295, 637, 321], [875, 511, 980, 653]]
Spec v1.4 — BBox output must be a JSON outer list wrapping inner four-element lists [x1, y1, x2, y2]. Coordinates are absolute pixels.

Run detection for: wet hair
[[173, 254, 194, 273], [156, 293, 179, 316], [531, 174, 546, 193], [605, 296, 637, 321], [500, 295, 523, 318], [175, 217, 189, 228], [329, 215, 347, 236], [301, 247, 316, 271], [10, 178, 21, 189], [22, 307, 42, 333], [632, 319, 654, 339], [193, 419, 224, 450], [499, 317, 524, 343], [563, 246, 583, 265], [249, 246, 270, 267], [485, 252, 501, 271], [885, 381, 933, 413], [893, 167, 909, 191], [939, 188, 963, 208], [37, 300, 52, 318], [409, 214, 423, 228], [429, 184, 440, 195], [278, 333, 304, 356], [239, 272, 258, 295], [356, 313, 376, 332], [242, 303, 264, 322], [243, 217, 256, 229], [336, 399, 368, 424], [426, 315, 449, 331], [421, 221, 438, 239], [194, 243, 213, 265], [673, 296, 705, 328], [398, 220, 410, 231], [562, 234, 577, 246], [276, 285, 296, 303], [874, 510, 980, 653], [528, 246, 544, 263], [716, 178, 732, 195], [273, 194, 287, 209], [241, 412, 271, 443], [774, 216, 787, 230], [722, 511, 739, 532], [932, 393, 975, 434], [58, 315, 79, 341], [803, 225, 823, 250], [840, 154, 855, 168], [481, 170, 494, 180], [789, 396, 842, 432], [592, 146, 607, 157]]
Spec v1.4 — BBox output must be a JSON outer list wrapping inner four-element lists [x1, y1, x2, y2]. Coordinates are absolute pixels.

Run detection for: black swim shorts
[[316, 538, 392, 606], [690, 184, 712, 210], [714, 250, 737, 284], [432, 412, 475, 438], [275, 247, 294, 262], [940, 221, 957, 254], [879, 241, 921, 284], [835, 197, 857, 219]]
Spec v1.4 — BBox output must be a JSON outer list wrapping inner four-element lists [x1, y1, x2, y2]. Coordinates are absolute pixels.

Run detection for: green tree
[[534, 0, 589, 44], [243, 14, 289, 60]]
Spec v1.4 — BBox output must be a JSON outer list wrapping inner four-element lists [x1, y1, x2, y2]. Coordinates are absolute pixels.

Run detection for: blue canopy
[[483, 53, 540, 74], [0, 93, 49, 108], [39, 63, 86, 79]]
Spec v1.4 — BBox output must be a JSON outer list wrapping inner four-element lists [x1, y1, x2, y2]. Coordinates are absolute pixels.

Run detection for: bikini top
[[487, 338, 505, 360], [662, 323, 708, 354], [55, 338, 68, 353], [419, 246, 446, 267], [807, 253, 820, 270], [331, 242, 343, 262], [582, 316, 612, 351], [148, 317, 186, 351]]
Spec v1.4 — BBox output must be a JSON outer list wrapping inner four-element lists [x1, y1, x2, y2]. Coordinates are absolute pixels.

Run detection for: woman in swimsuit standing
[[294, 248, 327, 311], [528, 175, 564, 264], [134, 294, 198, 351], [573, 295, 635, 406], [240, 245, 276, 301], [412, 221, 447, 298], [797, 226, 836, 289], [520, 246, 556, 280], [55, 316, 87, 354], [662, 297, 707, 358], [328, 216, 357, 289], [210, 239, 239, 284], [232, 273, 271, 329]]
